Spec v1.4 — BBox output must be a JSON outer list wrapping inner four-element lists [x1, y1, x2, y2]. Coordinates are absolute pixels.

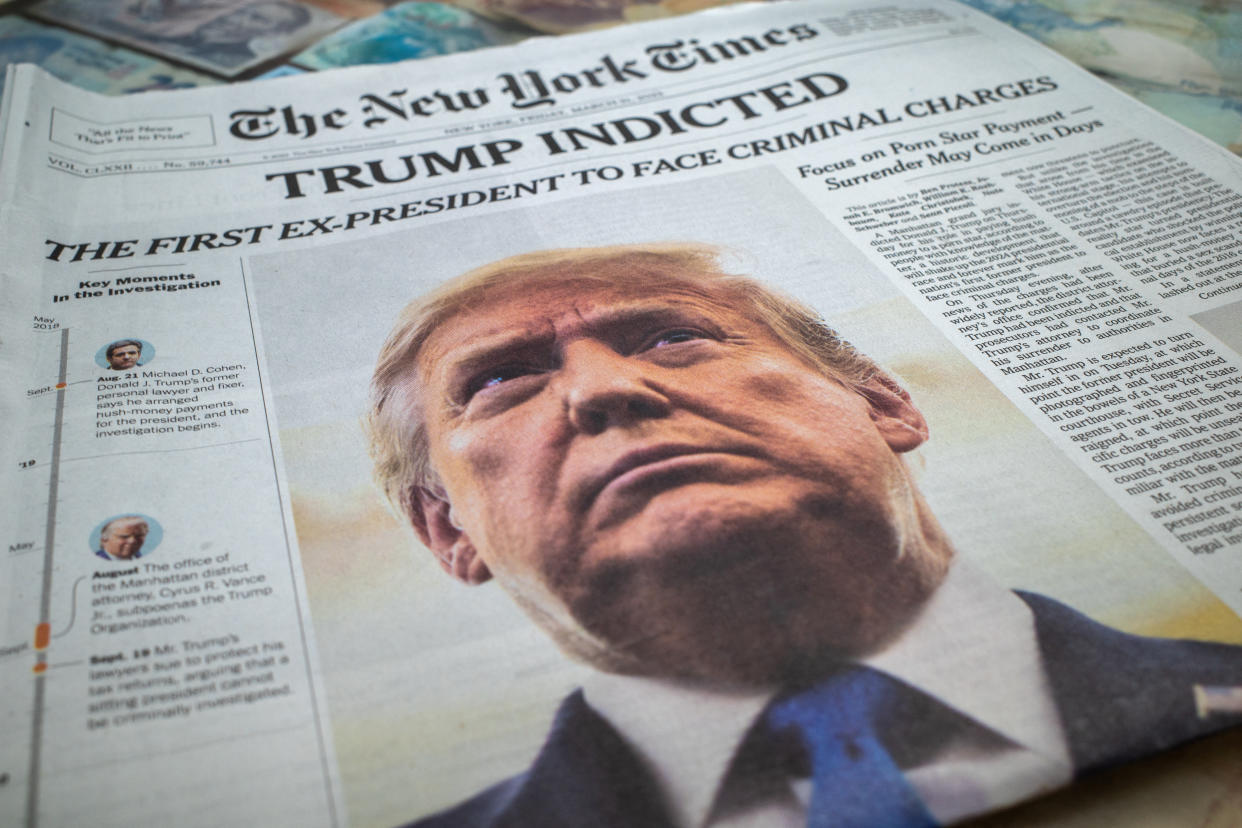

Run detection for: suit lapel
[[498, 690, 676, 828], [1020, 591, 1242, 772]]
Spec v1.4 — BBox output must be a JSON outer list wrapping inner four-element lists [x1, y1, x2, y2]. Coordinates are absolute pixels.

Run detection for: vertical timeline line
[[27, 326, 70, 828]]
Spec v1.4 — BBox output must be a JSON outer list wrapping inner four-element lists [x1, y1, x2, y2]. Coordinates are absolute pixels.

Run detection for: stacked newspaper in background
[[2, 0, 1242, 826], [2, 0, 1241, 157]]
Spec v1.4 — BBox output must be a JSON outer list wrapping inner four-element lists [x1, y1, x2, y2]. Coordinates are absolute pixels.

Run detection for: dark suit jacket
[[408, 593, 1242, 827]]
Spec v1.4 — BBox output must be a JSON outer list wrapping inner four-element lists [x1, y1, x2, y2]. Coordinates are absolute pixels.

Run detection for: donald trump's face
[[406, 269, 952, 683], [102, 518, 148, 560]]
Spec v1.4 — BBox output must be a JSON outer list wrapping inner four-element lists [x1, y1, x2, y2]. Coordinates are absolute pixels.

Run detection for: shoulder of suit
[[398, 692, 594, 827], [1017, 589, 1242, 677]]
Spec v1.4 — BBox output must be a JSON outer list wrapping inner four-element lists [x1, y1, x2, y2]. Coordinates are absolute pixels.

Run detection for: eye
[[464, 364, 539, 399], [645, 328, 707, 350]]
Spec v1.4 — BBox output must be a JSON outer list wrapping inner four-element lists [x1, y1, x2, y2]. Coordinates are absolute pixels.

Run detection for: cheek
[[443, 394, 571, 490], [723, 356, 842, 405], [724, 365, 867, 433], [739, 360, 812, 397], [736, 370, 892, 482], [443, 426, 535, 503], [440, 424, 564, 544]]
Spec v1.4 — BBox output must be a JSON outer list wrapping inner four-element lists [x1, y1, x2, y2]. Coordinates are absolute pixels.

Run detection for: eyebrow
[[434, 299, 723, 387]]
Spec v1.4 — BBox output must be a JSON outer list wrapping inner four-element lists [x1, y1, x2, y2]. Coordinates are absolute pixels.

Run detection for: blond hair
[[366, 243, 877, 521], [100, 515, 148, 538]]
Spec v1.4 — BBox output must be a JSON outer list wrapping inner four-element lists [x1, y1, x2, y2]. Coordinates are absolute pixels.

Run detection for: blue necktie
[[763, 666, 939, 828]]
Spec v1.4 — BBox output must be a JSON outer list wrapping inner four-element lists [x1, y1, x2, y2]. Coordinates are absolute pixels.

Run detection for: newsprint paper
[[3, 1, 1242, 826]]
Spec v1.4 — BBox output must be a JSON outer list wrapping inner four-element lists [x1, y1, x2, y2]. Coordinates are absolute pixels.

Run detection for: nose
[[561, 342, 671, 435]]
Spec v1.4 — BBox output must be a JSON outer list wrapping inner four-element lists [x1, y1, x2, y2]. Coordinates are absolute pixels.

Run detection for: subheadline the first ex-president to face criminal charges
[[364, 243, 1242, 828]]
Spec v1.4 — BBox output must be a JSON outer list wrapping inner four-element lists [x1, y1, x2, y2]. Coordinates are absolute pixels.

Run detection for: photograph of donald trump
[[365, 243, 1242, 828]]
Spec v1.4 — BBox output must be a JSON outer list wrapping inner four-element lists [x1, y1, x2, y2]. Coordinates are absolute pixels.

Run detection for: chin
[[592, 483, 816, 565], [555, 491, 949, 684]]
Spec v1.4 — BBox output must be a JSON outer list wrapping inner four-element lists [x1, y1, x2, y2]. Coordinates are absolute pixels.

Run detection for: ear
[[404, 486, 492, 585], [855, 373, 929, 453]]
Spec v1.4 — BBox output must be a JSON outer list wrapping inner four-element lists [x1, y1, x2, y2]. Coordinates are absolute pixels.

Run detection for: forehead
[[108, 520, 146, 534]]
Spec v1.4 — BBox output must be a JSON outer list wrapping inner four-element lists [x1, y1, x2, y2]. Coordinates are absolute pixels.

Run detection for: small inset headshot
[[97, 338, 154, 371], [91, 514, 162, 562]]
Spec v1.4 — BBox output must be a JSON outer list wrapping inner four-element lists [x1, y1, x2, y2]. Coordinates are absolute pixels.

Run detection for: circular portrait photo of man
[[90, 514, 163, 562], [96, 338, 155, 371]]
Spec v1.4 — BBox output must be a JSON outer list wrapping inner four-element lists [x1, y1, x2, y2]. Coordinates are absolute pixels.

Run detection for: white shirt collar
[[861, 560, 1070, 764], [582, 671, 772, 828], [582, 561, 1071, 828]]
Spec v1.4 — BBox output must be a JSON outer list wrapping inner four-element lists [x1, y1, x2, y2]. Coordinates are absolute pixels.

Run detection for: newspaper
[[26, 0, 347, 77], [2, 1, 1242, 826]]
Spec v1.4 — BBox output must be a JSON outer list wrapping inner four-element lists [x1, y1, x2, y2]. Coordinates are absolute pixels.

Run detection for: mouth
[[583, 443, 751, 507]]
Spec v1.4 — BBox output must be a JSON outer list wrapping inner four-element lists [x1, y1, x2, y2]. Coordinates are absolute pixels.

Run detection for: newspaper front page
[[2, 1, 1242, 826]]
